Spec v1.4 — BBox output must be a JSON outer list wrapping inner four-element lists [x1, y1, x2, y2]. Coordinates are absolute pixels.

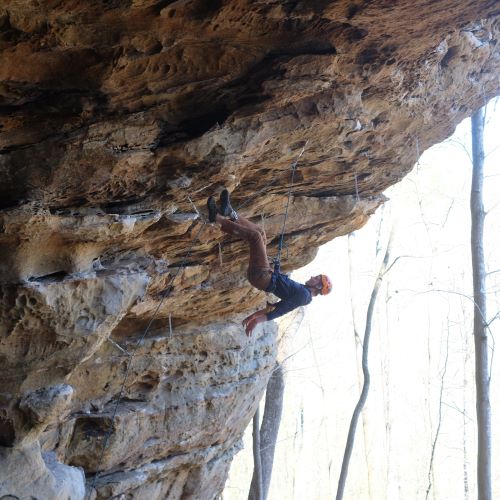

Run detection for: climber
[[207, 188, 332, 336]]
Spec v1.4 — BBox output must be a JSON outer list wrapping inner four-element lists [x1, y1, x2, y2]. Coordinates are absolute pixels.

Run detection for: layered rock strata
[[0, 1, 499, 498]]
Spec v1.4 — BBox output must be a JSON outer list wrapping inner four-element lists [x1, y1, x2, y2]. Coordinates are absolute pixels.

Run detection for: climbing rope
[[88, 220, 206, 495], [353, 171, 360, 202], [415, 135, 421, 168], [235, 142, 309, 215], [276, 141, 308, 264]]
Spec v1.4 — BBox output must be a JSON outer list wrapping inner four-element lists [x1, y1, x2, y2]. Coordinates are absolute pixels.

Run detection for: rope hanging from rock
[[89, 221, 206, 495], [276, 140, 308, 264]]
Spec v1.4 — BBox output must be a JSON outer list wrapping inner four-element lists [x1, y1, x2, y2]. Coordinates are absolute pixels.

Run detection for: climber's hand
[[242, 310, 267, 336]]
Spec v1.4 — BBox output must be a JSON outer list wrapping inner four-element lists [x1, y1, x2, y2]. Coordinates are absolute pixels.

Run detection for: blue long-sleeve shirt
[[265, 262, 312, 321]]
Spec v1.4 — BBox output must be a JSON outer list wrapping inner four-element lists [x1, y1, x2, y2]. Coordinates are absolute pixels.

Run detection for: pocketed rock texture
[[0, 1, 499, 498]]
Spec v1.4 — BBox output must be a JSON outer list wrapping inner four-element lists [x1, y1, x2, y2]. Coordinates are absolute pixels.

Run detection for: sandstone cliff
[[0, 1, 499, 498]]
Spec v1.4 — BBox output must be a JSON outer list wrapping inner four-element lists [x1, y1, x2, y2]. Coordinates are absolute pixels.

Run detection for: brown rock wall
[[0, 1, 499, 498]]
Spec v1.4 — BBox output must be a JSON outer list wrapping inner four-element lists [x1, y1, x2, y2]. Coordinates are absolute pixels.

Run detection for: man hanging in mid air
[[207, 189, 332, 336]]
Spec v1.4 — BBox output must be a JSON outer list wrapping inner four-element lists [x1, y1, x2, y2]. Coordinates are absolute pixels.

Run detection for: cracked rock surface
[[0, 1, 499, 498]]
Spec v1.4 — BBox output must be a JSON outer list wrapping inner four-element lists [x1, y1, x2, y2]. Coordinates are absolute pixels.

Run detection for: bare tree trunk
[[260, 364, 285, 499], [248, 364, 285, 500], [470, 107, 491, 500], [336, 233, 392, 500], [247, 308, 303, 500], [250, 408, 263, 500], [348, 233, 374, 498]]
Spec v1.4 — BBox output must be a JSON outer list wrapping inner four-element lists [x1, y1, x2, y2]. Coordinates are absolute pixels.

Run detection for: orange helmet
[[320, 274, 332, 295]]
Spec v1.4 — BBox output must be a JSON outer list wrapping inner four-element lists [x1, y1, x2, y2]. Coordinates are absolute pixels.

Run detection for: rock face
[[0, 1, 499, 498]]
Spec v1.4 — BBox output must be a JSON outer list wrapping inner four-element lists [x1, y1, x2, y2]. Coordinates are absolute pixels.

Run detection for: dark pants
[[219, 217, 272, 291]]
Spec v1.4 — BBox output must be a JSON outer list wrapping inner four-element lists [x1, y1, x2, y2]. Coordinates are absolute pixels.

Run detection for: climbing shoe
[[207, 196, 218, 223], [219, 189, 238, 220]]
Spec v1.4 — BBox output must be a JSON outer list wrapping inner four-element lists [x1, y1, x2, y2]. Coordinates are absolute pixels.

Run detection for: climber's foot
[[219, 188, 238, 220], [207, 196, 218, 223]]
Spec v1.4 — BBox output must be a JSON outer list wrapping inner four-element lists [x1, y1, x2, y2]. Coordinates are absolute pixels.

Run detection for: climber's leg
[[217, 216, 272, 291], [229, 215, 267, 246]]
